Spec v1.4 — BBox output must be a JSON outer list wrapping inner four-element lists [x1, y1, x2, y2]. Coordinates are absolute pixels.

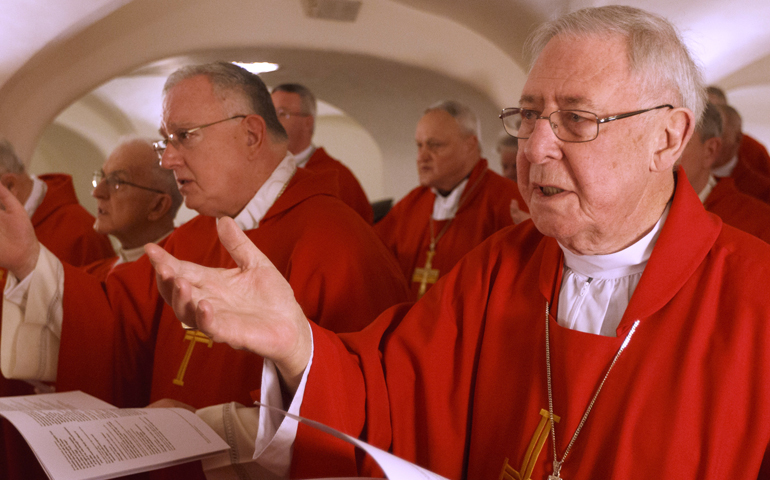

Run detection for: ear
[[702, 136, 722, 169], [465, 134, 480, 156], [651, 107, 695, 172], [243, 114, 268, 150], [1, 172, 19, 196], [147, 193, 173, 221]]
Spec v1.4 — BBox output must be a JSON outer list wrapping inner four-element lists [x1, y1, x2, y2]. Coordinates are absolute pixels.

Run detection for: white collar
[[228, 154, 297, 231], [697, 175, 718, 204], [24, 175, 47, 218], [559, 205, 670, 280], [712, 155, 739, 178], [115, 230, 174, 265], [293, 144, 315, 168], [431, 178, 468, 221]]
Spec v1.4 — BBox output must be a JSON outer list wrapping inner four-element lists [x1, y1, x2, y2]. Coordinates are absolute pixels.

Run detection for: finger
[[146, 243, 181, 274], [195, 299, 216, 339], [0, 182, 23, 213], [217, 216, 265, 270], [172, 277, 200, 329]]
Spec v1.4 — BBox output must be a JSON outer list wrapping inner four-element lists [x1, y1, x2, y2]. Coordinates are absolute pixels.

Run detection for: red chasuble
[[1, 174, 114, 480], [291, 169, 770, 480], [705, 177, 770, 243], [304, 147, 373, 224], [374, 159, 527, 299], [726, 156, 770, 204], [50, 168, 408, 479], [739, 134, 770, 177]]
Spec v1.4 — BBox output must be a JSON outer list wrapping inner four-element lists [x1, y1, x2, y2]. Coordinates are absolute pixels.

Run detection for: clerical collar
[[293, 144, 315, 168], [711, 155, 738, 178], [229, 154, 297, 231], [558, 205, 670, 280], [431, 178, 468, 221], [697, 175, 718, 204], [23, 175, 47, 218], [116, 230, 174, 266]]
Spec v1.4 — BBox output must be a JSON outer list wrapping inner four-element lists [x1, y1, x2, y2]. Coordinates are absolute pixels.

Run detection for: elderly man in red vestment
[[271, 83, 374, 224], [680, 102, 770, 243], [143, 6, 770, 480], [83, 137, 183, 280], [707, 100, 770, 203], [375, 100, 527, 299], [0, 62, 409, 479], [0, 139, 116, 480]]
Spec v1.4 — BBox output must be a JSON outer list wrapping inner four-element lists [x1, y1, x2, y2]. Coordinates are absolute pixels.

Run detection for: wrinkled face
[[159, 75, 253, 218], [92, 142, 160, 242], [415, 110, 478, 192], [271, 91, 313, 155], [499, 147, 518, 181], [518, 34, 668, 254]]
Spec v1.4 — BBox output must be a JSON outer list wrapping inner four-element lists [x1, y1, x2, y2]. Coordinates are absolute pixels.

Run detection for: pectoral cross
[[498, 409, 560, 480], [412, 248, 439, 299], [173, 330, 213, 386]]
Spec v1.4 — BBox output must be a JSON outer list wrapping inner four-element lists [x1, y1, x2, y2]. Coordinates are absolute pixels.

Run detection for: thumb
[[217, 216, 264, 270]]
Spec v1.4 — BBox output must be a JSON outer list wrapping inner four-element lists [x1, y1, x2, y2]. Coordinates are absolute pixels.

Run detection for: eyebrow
[[518, 94, 599, 111]]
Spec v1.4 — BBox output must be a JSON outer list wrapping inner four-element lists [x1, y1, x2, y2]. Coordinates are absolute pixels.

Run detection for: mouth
[[540, 186, 565, 197]]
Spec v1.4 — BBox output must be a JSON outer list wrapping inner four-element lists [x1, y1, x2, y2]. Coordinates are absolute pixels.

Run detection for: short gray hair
[[164, 62, 287, 142], [525, 5, 705, 122], [717, 104, 742, 132], [0, 139, 24, 174], [696, 103, 723, 141], [272, 83, 317, 118], [425, 100, 481, 141]]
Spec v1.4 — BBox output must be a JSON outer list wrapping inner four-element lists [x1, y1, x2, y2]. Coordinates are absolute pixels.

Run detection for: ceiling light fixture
[[232, 62, 280, 74]]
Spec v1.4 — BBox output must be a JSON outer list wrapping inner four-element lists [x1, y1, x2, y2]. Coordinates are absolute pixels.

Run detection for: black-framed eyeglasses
[[499, 104, 674, 143], [92, 171, 166, 194], [153, 115, 247, 160], [275, 109, 310, 120]]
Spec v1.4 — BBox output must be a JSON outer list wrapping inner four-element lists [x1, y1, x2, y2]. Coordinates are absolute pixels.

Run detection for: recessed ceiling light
[[232, 62, 279, 74]]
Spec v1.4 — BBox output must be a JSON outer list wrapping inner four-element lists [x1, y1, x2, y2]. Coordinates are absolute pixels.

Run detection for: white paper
[[256, 402, 449, 480], [0, 391, 229, 480]]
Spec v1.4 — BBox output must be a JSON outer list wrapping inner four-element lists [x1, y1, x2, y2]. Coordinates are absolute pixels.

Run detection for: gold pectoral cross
[[412, 248, 440, 299], [173, 330, 213, 386], [498, 409, 560, 480]]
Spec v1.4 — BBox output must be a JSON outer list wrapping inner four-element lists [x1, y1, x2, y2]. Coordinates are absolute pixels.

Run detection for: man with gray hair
[[680, 103, 770, 243], [710, 103, 770, 203], [271, 83, 373, 224], [0, 62, 409, 479], [144, 5, 770, 479], [84, 137, 183, 279], [375, 100, 526, 299]]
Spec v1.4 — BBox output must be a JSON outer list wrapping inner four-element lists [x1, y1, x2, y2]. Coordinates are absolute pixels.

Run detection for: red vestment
[[51, 168, 408, 479], [374, 159, 527, 299], [705, 177, 770, 243], [304, 147, 373, 224], [739, 134, 770, 177], [725, 156, 770, 204], [291, 170, 770, 479], [1, 173, 114, 480]]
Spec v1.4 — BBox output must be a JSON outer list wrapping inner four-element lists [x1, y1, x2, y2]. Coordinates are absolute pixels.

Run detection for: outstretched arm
[[0, 183, 39, 279], [145, 216, 312, 394]]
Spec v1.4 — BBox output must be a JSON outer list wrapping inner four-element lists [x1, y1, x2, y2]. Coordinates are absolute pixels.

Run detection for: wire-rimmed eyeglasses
[[499, 104, 673, 143], [152, 115, 247, 160], [92, 171, 165, 194]]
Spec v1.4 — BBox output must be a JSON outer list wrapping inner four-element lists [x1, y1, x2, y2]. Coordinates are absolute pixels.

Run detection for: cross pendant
[[548, 475, 561, 480]]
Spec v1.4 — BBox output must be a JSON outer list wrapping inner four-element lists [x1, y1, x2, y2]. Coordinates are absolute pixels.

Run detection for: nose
[[522, 116, 562, 165], [91, 179, 109, 199], [159, 143, 183, 170]]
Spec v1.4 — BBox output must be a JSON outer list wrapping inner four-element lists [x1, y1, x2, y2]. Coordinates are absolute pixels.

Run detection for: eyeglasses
[[153, 115, 247, 160], [499, 104, 673, 143], [92, 171, 166, 194], [275, 109, 310, 120]]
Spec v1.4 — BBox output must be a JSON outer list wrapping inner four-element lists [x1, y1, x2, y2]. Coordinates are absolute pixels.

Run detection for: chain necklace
[[545, 301, 640, 480]]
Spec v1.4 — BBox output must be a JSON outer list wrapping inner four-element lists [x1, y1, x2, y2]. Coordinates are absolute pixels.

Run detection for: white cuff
[[253, 323, 314, 477], [1, 246, 63, 381]]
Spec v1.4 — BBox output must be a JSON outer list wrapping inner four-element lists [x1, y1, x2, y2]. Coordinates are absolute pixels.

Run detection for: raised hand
[[0, 183, 39, 279], [510, 199, 532, 225], [145, 217, 311, 393]]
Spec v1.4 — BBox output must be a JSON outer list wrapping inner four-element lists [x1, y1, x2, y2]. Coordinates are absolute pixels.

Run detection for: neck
[[117, 220, 175, 250], [686, 166, 710, 194]]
